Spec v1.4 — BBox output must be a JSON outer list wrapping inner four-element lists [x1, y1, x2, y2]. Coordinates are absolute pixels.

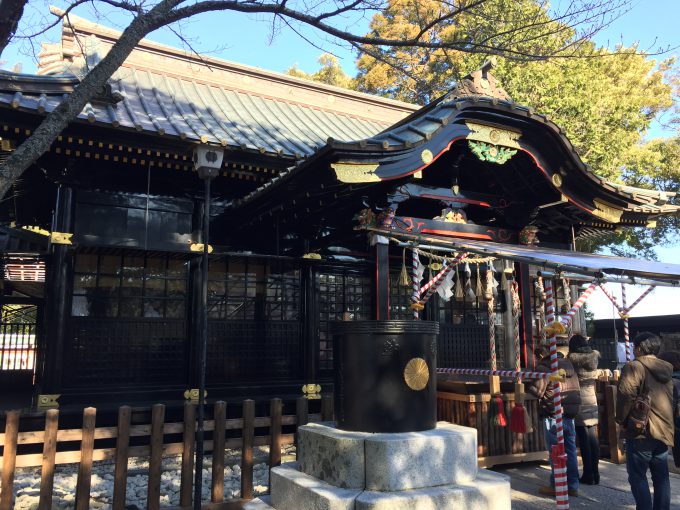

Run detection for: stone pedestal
[[244, 422, 511, 510]]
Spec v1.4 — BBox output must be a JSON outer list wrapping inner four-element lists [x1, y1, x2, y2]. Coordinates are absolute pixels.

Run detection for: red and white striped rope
[[622, 284, 630, 362], [412, 248, 420, 320], [419, 261, 450, 295], [625, 284, 656, 313], [437, 367, 558, 380], [487, 269, 497, 371], [512, 281, 521, 375], [537, 276, 547, 345], [545, 279, 569, 510], [559, 282, 598, 328], [598, 283, 623, 312], [418, 252, 468, 305]]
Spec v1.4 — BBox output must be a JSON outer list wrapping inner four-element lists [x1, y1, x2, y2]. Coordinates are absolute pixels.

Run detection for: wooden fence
[[0, 396, 333, 510]]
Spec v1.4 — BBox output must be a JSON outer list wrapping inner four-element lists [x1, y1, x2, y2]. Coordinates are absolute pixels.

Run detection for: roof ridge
[[50, 7, 417, 115]]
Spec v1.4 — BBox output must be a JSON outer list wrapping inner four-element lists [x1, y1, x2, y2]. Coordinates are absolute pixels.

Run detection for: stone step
[[355, 470, 511, 510], [243, 495, 274, 510], [270, 462, 362, 510], [297, 421, 478, 491]]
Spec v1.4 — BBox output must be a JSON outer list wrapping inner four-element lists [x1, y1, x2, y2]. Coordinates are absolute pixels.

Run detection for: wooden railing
[[437, 370, 626, 467], [0, 396, 334, 510]]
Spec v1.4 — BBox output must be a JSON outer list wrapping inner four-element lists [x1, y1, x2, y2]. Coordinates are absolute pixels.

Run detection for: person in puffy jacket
[[567, 334, 601, 485], [616, 332, 674, 510], [657, 350, 680, 469], [529, 342, 582, 498]]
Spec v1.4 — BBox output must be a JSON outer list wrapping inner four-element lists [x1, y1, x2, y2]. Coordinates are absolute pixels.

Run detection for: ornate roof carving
[[442, 58, 512, 103]]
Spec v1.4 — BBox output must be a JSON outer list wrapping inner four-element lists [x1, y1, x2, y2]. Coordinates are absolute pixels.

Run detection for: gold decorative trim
[[592, 199, 624, 223], [190, 243, 213, 253], [0, 139, 15, 152], [646, 220, 657, 228], [331, 162, 380, 183], [414, 170, 423, 179], [50, 232, 73, 245], [551, 174, 563, 187], [22, 225, 50, 236], [404, 357, 429, 391], [37, 394, 60, 409], [465, 122, 521, 149], [302, 383, 322, 400], [421, 149, 434, 164]]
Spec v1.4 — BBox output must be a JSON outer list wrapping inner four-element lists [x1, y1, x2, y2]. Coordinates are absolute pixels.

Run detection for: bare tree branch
[[0, 0, 645, 198]]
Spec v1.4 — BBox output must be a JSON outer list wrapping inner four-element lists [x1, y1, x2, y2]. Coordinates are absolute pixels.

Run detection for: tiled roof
[[0, 13, 417, 158]]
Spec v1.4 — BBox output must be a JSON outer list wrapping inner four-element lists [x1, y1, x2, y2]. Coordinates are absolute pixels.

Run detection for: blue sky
[[3, 0, 680, 318]]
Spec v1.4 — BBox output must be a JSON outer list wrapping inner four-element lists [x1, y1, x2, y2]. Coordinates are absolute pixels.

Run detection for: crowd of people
[[529, 331, 680, 509]]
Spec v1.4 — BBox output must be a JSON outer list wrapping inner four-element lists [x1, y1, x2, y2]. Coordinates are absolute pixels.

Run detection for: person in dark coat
[[657, 349, 680, 469], [567, 334, 601, 485], [529, 342, 582, 498], [616, 332, 674, 510]]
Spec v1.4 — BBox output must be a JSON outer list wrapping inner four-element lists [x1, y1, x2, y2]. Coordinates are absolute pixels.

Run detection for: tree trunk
[[0, 0, 28, 57]]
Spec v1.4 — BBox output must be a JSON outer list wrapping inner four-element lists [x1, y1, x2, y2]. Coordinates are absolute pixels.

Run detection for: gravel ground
[[8, 445, 296, 510]]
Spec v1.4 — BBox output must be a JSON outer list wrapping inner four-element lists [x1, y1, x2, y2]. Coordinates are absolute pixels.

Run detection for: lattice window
[[390, 273, 414, 320], [66, 317, 187, 387], [72, 253, 187, 319], [317, 271, 372, 371], [208, 258, 299, 321]]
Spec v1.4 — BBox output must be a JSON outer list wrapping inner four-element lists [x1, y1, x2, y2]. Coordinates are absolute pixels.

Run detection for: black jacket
[[529, 354, 581, 419]]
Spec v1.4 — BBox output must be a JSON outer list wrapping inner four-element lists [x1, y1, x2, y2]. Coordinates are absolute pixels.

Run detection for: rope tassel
[[489, 394, 507, 427], [399, 248, 410, 286]]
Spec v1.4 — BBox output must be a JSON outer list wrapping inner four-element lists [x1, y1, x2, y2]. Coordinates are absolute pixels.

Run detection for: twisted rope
[[412, 248, 420, 320], [545, 279, 569, 509], [622, 284, 630, 362], [487, 269, 496, 371], [438, 367, 565, 381]]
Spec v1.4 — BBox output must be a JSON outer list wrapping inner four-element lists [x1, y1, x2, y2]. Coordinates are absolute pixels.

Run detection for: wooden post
[[75, 407, 96, 510], [605, 385, 625, 464], [38, 409, 59, 510], [0, 410, 20, 510], [147, 404, 165, 510], [373, 240, 390, 320], [295, 396, 308, 447], [489, 375, 501, 395], [112, 406, 131, 510], [180, 402, 196, 507], [212, 401, 226, 503], [269, 398, 282, 471], [241, 399, 255, 500], [321, 394, 334, 422]]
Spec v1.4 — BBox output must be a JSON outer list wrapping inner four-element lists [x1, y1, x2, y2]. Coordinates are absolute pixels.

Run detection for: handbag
[[626, 363, 651, 435]]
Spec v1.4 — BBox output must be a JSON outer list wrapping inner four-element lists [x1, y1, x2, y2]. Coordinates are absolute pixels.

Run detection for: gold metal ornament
[[37, 394, 60, 409], [184, 388, 208, 402], [421, 149, 434, 164], [331, 162, 380, 183], [302, 383, 322, 400], [592, 198, 624, 223], [551, 173, 563, 187], [404, 357, 429, 391]]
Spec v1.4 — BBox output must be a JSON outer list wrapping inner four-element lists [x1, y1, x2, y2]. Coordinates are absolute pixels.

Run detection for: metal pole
[[194, 176, 211, 510]]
